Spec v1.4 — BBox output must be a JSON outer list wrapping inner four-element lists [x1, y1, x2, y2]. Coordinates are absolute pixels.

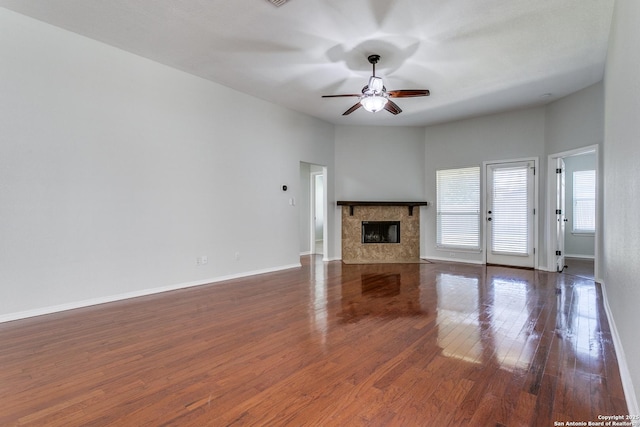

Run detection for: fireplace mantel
[[337, 201, 429, 216]]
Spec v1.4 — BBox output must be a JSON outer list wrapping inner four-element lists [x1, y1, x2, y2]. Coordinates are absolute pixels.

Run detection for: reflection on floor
[[563, 257, 595, 280], [339, 270, 423, 322]]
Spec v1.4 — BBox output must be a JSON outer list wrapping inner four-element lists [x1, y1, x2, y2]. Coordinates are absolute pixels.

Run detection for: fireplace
[[338, 201, 428, 263], [362, 221, 400, 244]]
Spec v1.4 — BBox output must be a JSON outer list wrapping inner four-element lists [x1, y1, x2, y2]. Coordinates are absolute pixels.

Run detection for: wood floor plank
[[0, 256, 629, 426], [511, 391, 537, 427], [531, 373, 558, 427]]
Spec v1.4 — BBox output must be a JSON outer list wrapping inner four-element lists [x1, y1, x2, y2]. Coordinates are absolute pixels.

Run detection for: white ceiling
[[0, 0, 615, 127]]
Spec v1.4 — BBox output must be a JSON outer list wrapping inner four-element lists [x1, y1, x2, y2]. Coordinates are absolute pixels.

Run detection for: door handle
[[487, 217, 492, 221]]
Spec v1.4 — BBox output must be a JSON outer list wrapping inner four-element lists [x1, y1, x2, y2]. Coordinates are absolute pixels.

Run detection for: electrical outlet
[[235, 252, 241, 261], [201, 256, 208, 265]]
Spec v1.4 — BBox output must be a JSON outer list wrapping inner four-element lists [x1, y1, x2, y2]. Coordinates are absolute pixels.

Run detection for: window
[[573, 170, 596, 233], [437, 166, 480, 250]]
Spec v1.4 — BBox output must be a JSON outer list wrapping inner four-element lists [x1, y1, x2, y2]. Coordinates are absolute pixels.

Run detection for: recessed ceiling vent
[[267, 0, 288, 6]]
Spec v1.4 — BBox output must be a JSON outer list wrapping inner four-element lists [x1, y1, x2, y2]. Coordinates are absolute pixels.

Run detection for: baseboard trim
[[0, 263, 302, 324], [600, 280, 639, 415], [421, 255, 485, 265], [565, 254, 595, 260]]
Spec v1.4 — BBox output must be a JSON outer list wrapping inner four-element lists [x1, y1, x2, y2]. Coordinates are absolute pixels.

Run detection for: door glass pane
[[491, 166, 528, 254]]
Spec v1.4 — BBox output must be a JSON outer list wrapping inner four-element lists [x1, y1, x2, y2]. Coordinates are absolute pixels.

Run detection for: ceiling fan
[[322, 54, 430, 116]]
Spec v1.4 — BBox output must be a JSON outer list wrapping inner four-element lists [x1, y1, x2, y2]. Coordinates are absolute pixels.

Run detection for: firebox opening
[[362, 221, 400, 244]]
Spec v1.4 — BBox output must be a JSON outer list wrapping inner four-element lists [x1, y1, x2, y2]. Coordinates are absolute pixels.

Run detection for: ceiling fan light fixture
[[360, 94, 388, 113]]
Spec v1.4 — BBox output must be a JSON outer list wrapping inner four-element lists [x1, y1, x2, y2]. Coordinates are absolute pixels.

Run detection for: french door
[[486, 161, 535, 268]]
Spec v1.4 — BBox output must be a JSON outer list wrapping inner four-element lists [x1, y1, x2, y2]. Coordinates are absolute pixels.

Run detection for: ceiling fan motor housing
[[366, 76, 384, 94]]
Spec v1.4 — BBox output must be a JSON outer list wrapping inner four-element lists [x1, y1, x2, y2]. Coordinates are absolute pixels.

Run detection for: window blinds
[[436, 166, 480, 249], [573, 170, 596, 233]]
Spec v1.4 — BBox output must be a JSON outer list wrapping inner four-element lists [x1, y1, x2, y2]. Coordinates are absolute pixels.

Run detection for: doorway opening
[[311, 170, 325, 256], [299, 162, 328, 260], [547, 145, 598, 279]]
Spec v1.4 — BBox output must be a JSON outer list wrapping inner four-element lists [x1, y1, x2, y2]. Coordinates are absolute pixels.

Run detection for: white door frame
[[546, 145, 599, 278], [555, 158, 566, 272], [483, 157, 539, 268]]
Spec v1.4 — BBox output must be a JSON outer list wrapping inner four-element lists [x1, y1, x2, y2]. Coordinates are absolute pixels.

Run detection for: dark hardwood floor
[[0, 256, 628, 426], [562, 257, 595, 280]]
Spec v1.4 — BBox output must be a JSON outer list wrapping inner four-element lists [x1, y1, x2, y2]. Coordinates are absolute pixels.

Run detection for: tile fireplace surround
[[338, 201, 428, 264]]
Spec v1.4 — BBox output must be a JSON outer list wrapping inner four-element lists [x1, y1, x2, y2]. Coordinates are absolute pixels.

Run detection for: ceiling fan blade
[[387, 89, 430, 98], [322, 94, 361, 98], [384, 100, 402, 115], [343, 102, 362, 115]]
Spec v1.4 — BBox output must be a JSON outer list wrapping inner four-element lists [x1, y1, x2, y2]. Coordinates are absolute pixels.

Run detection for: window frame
[[436, 166, 481, 251], [572, 169, 596, 235]]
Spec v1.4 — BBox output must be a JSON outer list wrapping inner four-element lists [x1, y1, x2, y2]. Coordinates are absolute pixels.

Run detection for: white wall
[[423, 108, 546, 264], [0, 9, 335, 320], [545, 82, 604, 154], [603, 0, 640, 413], [563, 153, 596, 258], [334, 125, 426, 200], [333, 125, 426, 259]]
